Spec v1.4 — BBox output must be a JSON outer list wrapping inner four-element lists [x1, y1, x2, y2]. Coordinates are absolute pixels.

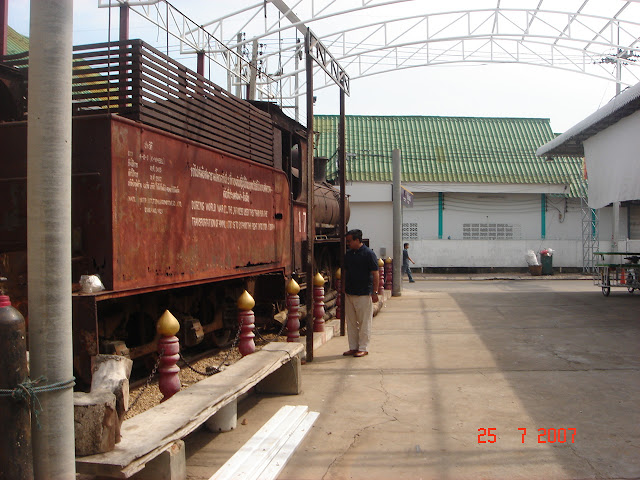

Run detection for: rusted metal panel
[[110, 116, 290, 290], [0, 114, 290, 293], [0, 122, 28, 252]]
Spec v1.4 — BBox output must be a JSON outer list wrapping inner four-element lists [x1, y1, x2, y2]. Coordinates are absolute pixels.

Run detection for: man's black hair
[[404, 243, 409, 248], [346, 229, 363, 242]]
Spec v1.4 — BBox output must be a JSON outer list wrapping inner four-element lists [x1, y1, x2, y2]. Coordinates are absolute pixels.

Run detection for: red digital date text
[[477, 427, 576, 443]]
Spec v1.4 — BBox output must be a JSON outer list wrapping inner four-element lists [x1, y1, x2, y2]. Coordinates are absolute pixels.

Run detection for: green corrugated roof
[[6, 26, 29, 55], [314, 115, 586, 197]]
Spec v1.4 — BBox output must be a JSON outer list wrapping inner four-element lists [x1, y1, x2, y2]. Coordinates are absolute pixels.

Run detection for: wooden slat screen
[[1, 40, 274, 166]]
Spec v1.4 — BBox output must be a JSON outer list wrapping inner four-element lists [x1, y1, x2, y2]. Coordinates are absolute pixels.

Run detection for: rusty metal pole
[[305, 28, 315, 362], [27, 1, 76, 478], [0, 295, 33, 480], [119, 3, 129, 41], [338, 88, 346, 337], [197, 51, 205, 77], [0, 0, 8, 56]]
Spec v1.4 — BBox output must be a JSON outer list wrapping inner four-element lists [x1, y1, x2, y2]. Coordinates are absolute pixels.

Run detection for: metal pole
[[0, 0, 8, 56], [392, 149, 402, 297], [338, 89, 346, 337], [305, 29, 315, 361], [197, 51, 205, 77], [612, 202, 620, 252], [248, 39, 258, 100], [119, 3, 129, 41], [235, 33, 242, 98], [28, 1, 75, 478], [295, 39, 301, 124]]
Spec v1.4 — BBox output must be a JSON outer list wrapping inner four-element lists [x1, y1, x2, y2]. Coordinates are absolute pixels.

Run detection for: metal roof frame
[[96, 1, 640, 124]]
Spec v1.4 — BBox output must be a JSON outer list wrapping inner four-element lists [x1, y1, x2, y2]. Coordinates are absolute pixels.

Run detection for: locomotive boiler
[[0, 39, 348, 387]]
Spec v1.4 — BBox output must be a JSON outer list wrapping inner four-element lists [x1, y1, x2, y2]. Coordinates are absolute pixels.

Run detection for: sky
[[7, 0, 637, 133]]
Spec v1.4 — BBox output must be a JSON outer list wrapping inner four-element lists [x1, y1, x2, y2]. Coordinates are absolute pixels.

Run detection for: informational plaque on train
[[112, 118, 290, 290]]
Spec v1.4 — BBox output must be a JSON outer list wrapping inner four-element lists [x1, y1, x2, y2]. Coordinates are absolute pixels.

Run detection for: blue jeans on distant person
[[403, 264, 414, 282]]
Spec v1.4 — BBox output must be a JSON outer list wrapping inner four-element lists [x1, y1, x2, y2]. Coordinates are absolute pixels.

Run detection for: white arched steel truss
[[99, 1, 640, 114]]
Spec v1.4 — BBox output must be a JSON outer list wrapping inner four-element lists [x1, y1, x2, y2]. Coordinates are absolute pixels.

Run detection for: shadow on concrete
[[444, 285, 640, 478]]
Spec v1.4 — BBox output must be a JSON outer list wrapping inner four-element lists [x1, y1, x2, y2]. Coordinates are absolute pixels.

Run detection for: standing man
[[403, 242, 416, 283], [343, 229, 380, 357]]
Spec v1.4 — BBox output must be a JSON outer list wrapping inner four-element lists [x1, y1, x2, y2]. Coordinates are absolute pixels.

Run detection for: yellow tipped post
[[286, 278, 301, 295], [237, 290, 256, 310], [157, 310, 180, 336]]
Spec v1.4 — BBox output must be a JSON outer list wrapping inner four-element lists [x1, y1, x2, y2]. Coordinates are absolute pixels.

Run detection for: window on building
[[403, 222, 418, 240], [463, 223, 522, 240]]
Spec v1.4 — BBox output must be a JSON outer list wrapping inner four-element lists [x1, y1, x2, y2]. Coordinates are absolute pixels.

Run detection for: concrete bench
[[76, 342, 304, 479]]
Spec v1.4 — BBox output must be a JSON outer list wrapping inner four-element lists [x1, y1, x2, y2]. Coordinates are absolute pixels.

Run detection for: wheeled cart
[[594, 252, 640, 296]]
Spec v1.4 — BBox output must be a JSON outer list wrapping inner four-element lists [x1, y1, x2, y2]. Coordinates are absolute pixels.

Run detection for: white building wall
[[345, 182, 634, 268], [348, 202, 393, 259], [410, 239, 582, 268]]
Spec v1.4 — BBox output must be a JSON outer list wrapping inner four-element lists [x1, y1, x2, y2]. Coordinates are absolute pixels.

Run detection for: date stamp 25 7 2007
[[477, 427, 577, 444]]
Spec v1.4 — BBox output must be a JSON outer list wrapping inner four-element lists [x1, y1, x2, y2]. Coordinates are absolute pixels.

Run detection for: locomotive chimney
[[314, 156, 329, 184]]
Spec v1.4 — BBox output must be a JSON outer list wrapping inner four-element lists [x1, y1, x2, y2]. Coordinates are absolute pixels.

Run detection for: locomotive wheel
[[316, 247, 335, 291], [210, 328, 233, 348]]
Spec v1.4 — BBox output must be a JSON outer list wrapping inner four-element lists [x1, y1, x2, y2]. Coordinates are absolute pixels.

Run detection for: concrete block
[[74, 390, 118, 456], [130, 440, 186, 480], [205, 401, 237, 432], [256, 355, 302, 395]]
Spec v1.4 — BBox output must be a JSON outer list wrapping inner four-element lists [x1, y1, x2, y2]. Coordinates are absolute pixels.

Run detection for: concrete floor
[[185, 278, 640, 480]]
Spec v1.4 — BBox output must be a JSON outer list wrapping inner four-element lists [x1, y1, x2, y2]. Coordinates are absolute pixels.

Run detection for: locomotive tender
[[0, 39, 346, 387]]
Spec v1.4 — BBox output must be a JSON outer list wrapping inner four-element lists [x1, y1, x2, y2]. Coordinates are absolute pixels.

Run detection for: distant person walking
[[403, 242, 416, 283], [343, 229, 380, 357]]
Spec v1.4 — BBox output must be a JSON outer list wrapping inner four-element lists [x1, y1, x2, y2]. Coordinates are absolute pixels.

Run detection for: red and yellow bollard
[[237, 290, 256, 356], [157, 310, 181, 402], [378, 258, 385, 299], [286, 278, 301, 342], [384, 257, 393, 291], [313, 272, 326, 332]]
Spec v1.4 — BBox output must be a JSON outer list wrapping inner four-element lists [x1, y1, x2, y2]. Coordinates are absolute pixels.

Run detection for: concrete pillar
[[27, 1, 76, 477], [392, 149, 402, 296], [612, 201, 620, 252]]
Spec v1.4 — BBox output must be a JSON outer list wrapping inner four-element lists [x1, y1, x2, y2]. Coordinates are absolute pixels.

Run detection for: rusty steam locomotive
[[0, 40, 347, 387]]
